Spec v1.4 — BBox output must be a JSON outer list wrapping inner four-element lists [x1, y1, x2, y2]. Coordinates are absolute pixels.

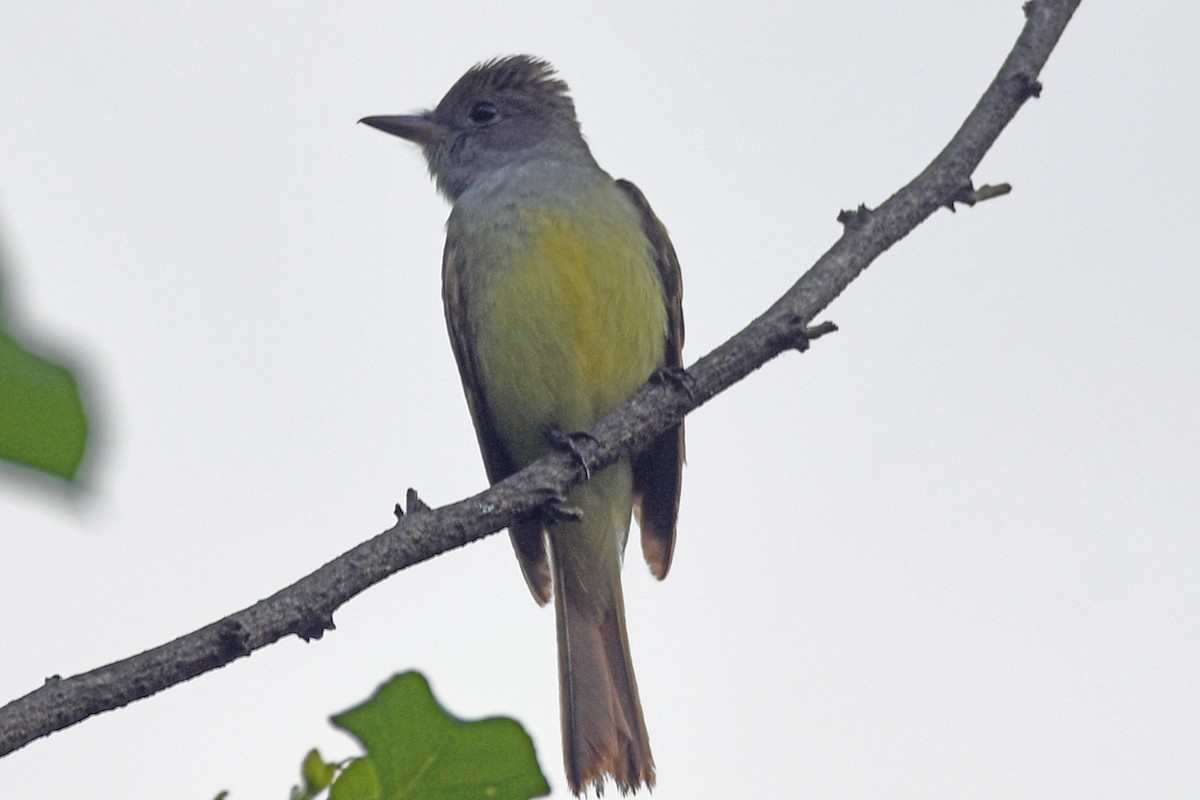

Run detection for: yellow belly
[[472, 192, 666, 468]]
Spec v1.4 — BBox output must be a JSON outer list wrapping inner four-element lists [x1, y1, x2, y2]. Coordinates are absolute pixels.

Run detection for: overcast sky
[[2, 2, 1198, 798]]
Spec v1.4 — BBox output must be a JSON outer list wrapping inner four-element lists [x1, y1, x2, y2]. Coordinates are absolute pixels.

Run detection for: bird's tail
[[550, 464, 654, 796]]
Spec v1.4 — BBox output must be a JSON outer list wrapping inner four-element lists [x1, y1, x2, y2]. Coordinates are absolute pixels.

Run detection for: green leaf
[[328, 758, 380, 800], [303, 749, 338, 792], [331, 672, 549, 800], [291, 748, 340, 800], [0, 328, 88, 480]]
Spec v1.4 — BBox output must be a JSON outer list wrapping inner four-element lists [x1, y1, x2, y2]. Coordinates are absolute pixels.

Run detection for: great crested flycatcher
[[362, 55, 684, 795]]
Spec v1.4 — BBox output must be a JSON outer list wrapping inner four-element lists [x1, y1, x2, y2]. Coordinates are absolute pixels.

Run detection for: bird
[[361, 55, 684, 795]]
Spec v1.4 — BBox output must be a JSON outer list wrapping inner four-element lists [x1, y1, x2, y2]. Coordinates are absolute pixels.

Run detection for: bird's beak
[[358, 114, 445, 146]]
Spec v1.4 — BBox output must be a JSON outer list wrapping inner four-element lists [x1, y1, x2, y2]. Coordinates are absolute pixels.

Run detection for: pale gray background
[[2, 1, 1198, 797]]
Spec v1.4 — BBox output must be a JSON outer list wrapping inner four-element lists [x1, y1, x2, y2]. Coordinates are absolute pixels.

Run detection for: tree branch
[[0, 0, 1081, 759]]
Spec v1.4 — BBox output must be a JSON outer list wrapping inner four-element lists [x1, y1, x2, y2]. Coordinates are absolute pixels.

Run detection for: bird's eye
[[468, 101, 499, 125]]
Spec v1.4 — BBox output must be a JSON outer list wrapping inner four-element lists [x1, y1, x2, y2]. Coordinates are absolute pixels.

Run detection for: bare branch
[[0, 0, 1082, 760]]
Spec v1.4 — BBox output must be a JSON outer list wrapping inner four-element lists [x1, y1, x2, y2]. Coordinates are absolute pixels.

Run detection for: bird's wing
[[616, 178, 685, 580], [442, 237, 552, 603]]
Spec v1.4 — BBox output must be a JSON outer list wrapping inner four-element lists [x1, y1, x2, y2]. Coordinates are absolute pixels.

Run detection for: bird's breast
[[452, 178, 667, 468]]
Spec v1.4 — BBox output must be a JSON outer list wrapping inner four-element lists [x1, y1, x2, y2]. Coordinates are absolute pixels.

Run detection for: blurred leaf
[[328, 758, 379, 800], [0, 327, 88, 480], [0, 226, 89, 481], [290, 748, 339, 800], [304, 749, 338, 792], [330, 672, 549, 800]]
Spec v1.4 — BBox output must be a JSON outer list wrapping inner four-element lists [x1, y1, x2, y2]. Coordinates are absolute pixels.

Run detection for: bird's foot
[[651, 364, 696, 403], [544, 426, 597, 481], [539, 489, 584, 523]]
